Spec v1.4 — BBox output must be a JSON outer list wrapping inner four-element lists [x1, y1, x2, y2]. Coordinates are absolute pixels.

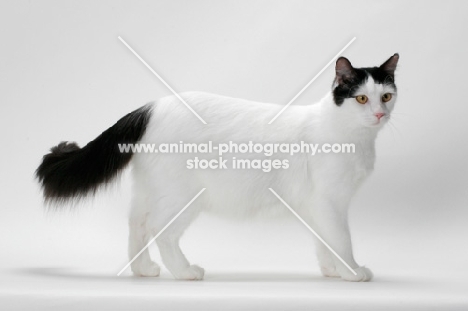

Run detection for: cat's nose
[[375, 113, 385, 120]]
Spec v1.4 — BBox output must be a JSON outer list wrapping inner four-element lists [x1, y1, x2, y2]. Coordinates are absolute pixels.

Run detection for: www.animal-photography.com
[[1, 1, 467, 310]]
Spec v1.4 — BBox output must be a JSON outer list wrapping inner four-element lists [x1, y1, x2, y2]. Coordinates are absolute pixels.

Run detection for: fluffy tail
[[36, 104, 153, 203]]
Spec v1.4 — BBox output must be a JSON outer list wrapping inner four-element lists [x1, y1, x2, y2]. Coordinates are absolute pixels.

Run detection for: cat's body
[[36, 54, 399, 282]]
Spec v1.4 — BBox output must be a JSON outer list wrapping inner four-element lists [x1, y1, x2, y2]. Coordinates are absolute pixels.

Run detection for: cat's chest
[[348, 146, 375, 182], [319, 144, 375, 183]]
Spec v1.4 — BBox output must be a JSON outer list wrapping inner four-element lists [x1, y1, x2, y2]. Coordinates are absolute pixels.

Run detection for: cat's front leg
[[309, 196, 373, 282]]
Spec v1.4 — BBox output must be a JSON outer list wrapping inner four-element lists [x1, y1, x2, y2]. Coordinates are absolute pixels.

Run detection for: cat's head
[[332, 54, 399, 128]]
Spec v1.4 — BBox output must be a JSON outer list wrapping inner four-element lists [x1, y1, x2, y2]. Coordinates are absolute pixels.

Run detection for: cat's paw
[[131, 261, 161, 277], [320, 266, 340, 278], [175, 265, 205, 280], [340, 266, 373, 282]]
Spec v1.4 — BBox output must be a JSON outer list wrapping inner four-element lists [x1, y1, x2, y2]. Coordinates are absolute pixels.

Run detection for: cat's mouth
[[368, 118, 387, 127]]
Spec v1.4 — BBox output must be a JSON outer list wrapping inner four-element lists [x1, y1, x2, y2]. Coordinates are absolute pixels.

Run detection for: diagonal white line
[[118, 36, 207, 125], [268, 188, 357, 276], [117, 188, 206, 276], [268, 37, 356, 124]]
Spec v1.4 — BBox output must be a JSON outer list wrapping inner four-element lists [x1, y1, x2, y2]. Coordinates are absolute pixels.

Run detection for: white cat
[[36, 54, 399, 282]]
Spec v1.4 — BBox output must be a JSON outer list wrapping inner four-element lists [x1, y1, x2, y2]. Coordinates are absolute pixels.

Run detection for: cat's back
[[148, 91, 313, 139], [154, 91, 280, 123]]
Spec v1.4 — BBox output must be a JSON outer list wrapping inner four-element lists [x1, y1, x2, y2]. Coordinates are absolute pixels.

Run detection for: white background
[[1, 0, 467, 310]]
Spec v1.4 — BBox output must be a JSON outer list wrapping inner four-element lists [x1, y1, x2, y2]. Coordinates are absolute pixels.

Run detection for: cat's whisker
[[388, 115, 412, 130], [389, 112, 413, 119], [388, 115, 410, 127], [386, 119, 403, 141], [381, 119, 397, 143]]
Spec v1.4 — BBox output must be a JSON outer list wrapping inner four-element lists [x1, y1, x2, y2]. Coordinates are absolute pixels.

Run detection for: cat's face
[[332, 54, 399, 128]]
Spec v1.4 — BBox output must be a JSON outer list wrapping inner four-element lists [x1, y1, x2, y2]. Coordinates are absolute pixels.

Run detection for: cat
[[36, 53, 399, 282]]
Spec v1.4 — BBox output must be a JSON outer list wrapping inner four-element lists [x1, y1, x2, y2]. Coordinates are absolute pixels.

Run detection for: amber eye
[[355, 95, 368, 104], [382, 93, 392, 102]]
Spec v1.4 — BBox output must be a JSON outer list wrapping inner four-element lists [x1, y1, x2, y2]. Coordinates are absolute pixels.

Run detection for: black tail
[[36, 104, 153, 203]]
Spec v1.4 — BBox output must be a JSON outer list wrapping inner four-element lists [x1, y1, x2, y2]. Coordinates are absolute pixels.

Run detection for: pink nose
[[375, 113, 385, 120]]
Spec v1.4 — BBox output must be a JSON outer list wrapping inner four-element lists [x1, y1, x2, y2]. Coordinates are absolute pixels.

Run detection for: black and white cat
[[37, 54, 399, 282]]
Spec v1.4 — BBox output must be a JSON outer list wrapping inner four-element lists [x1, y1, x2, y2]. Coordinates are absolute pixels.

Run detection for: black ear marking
[[332, 54, 399, 106], [380, 53, 399, 77], [335, 57, 357, 85]]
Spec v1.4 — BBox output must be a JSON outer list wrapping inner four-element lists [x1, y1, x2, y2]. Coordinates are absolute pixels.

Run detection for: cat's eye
[[355, 95, 368, 104], [382, 93, 392, 102]]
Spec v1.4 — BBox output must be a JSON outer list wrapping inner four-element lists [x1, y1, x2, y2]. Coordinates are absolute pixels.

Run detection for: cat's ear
[[380, 53, 399, 76], [335, 57, 356, 84]]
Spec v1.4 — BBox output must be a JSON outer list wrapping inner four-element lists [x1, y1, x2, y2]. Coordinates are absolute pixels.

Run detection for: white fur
[[128, 77, 396, 282]]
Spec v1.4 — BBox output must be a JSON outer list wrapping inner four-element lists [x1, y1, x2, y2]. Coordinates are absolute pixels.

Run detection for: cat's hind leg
[[128, 196, 161, 277], [148, 192, 204, 280], [315, 241, 340, 277]]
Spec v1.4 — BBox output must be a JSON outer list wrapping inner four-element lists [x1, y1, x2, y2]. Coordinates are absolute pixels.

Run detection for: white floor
[[1, 212, 467, 311], [3, 268, 467, 311]]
